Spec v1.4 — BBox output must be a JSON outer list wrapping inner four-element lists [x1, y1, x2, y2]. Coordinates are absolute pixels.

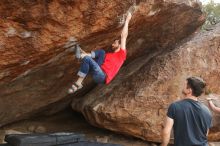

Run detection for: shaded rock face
[[0, 0, 204, 130], [71, 24, 220, 142]]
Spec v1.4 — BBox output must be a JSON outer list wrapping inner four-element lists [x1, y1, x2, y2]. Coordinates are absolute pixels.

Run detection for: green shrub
[[202, 0, 220, 30]]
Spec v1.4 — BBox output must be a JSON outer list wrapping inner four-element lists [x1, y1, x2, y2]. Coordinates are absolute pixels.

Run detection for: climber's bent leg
[[78, 56, 106, 84], [91, 49, 106, 66], [77, 56, 97, 78], [68, 56, 106, 93]]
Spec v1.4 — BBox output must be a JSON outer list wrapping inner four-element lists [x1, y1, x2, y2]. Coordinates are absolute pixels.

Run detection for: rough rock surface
[[71, 24, 220, 142], [0, 0, 204, 127]]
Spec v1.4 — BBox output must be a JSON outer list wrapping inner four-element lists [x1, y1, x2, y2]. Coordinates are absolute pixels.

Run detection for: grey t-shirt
[[167, 99, 212, 146]]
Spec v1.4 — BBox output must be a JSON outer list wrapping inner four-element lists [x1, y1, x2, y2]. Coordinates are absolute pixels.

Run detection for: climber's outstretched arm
[[120, 12, 132, 50]]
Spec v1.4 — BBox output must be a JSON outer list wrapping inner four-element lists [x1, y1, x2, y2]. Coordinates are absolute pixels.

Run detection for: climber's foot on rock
[[68, 44, 85, 60], [75, 44, 82, 59], [68, 82, 83, 94], [64, 37, 78, 49]]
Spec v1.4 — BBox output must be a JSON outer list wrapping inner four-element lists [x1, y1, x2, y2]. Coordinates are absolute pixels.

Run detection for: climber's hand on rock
[[126, 12, 132, 22]]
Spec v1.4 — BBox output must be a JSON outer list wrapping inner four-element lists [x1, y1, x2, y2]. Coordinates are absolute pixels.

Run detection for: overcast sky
[[201, 0, 220, 4]]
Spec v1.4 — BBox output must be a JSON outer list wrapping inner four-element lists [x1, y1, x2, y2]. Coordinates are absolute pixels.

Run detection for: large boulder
[[71, 24, 220, 142], [0, 0, 204, 127]]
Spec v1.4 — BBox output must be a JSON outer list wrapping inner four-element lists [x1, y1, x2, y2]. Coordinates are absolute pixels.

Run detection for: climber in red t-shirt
[[68, 11, 133, 93]]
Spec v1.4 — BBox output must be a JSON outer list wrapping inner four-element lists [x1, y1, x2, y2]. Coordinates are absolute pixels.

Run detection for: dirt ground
[[0, 109, 219, 145], [0, 109, 158, 146]]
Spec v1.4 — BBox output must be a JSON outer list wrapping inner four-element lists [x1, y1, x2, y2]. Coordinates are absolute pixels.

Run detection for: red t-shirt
[[101, 49, 127, 84]]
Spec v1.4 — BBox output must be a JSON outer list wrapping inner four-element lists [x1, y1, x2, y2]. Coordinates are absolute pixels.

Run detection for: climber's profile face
[[112, 39, 120, 50]]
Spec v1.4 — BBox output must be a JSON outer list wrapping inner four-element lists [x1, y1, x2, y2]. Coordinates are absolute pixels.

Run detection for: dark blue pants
[[77, 50, 106, 84]]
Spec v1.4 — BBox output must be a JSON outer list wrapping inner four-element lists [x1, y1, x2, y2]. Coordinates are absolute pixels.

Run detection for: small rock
[[27, 125, 36, 132], [209, 142, 220, 146], [34, 126, 46, 133], [0, 130, 5, 143], [96, 136, 109, 143], [20, 31, 32, 38], [56, 72, 64, 78], [20, 60, 30, 66], [5, 27, 17, 37], [5, 129, 24, 135]]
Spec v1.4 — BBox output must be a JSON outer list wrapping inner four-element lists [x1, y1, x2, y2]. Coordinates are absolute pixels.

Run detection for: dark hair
[[186, 77, 206, 97]]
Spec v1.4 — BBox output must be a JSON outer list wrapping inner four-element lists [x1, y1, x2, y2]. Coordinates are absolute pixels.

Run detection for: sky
[[201, 0, 220, 4]]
